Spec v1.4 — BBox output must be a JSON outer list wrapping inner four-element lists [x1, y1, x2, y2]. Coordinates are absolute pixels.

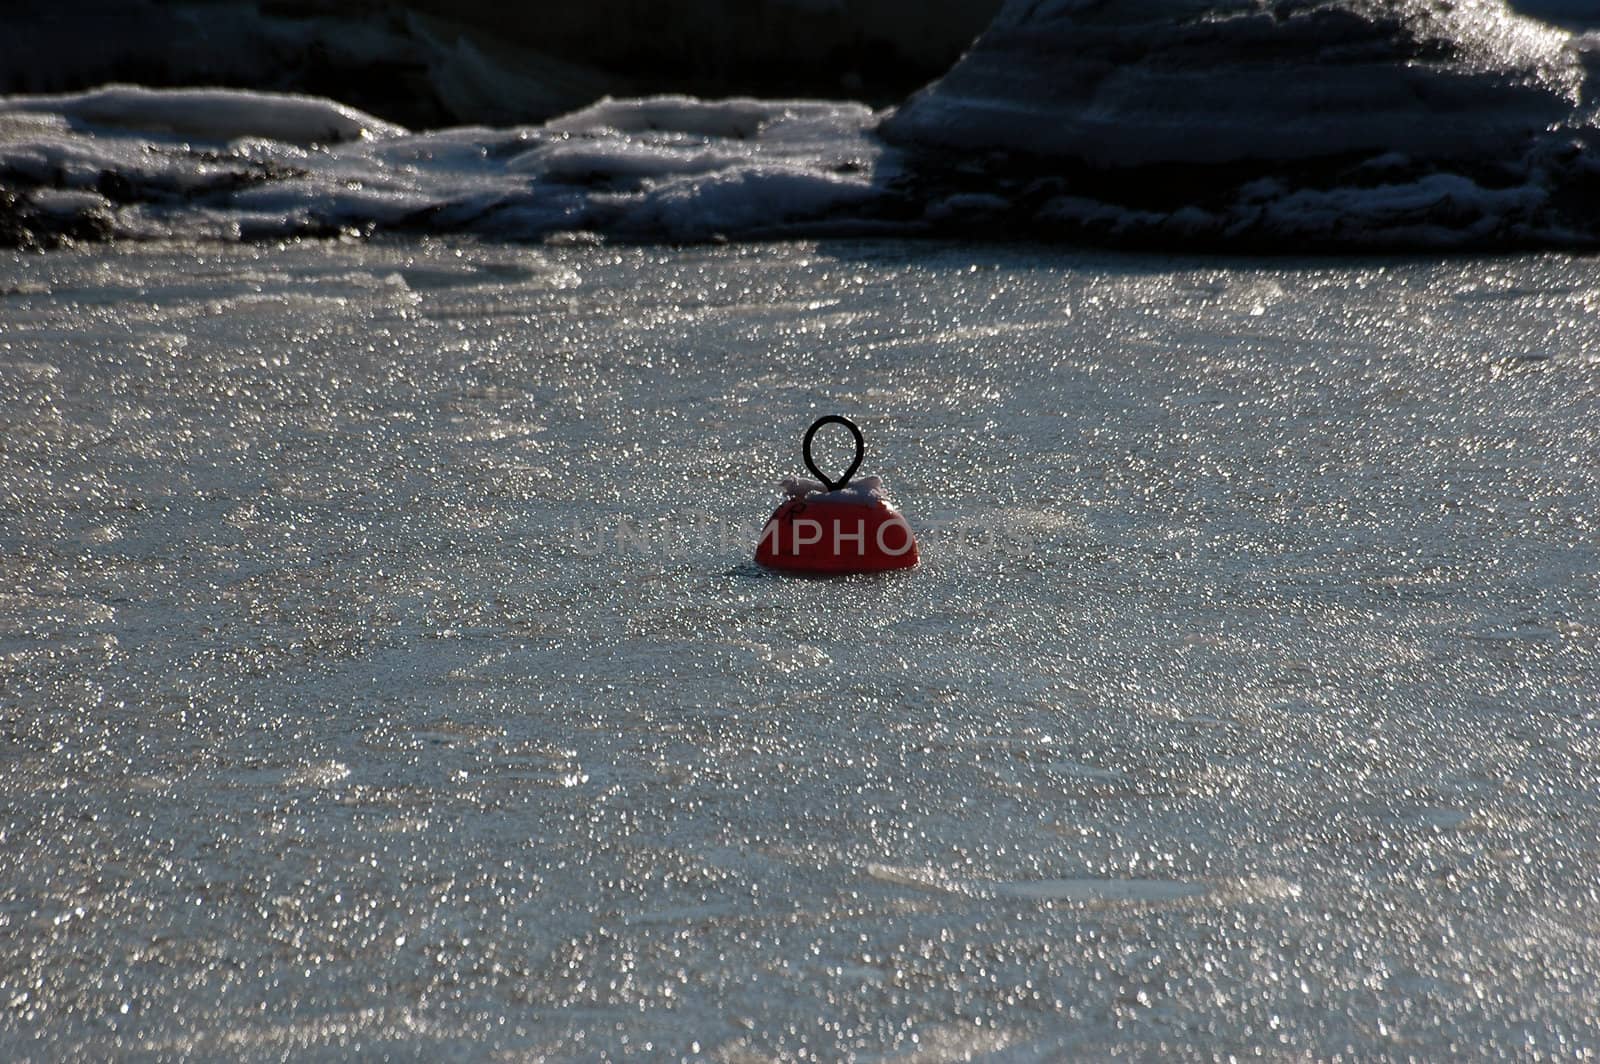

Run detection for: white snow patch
[[26, 188, 111, 216], [780, 474, 887, 505], [0, 85, 404, 145]]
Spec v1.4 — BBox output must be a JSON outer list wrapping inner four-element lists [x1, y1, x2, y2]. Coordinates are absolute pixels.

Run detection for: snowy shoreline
[[5, 84, 1599, 255], [6, 1, 1600, 252]]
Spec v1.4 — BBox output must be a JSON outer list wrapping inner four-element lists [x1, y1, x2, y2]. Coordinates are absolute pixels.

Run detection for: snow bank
[[0, 88, 902, 247], [7, 0, 1600, 252]]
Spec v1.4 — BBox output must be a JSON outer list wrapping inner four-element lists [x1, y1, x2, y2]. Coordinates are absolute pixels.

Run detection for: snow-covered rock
[[881, 0, 1588, 167], [873, 0, 1600, 248]]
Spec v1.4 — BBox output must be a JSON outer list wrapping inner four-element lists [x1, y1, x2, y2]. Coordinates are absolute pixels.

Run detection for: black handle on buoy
[[802, 415, 864, 492]]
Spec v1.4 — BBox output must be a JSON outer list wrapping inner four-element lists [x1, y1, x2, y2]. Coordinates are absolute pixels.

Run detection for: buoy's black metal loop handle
[[802, 415, 864, 492]]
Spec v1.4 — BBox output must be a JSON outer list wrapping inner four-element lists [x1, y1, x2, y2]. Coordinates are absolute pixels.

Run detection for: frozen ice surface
[[2, 238, 1599, 1058]]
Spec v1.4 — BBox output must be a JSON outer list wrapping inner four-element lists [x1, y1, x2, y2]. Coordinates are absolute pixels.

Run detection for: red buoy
[[754, 416, 918, 575]]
